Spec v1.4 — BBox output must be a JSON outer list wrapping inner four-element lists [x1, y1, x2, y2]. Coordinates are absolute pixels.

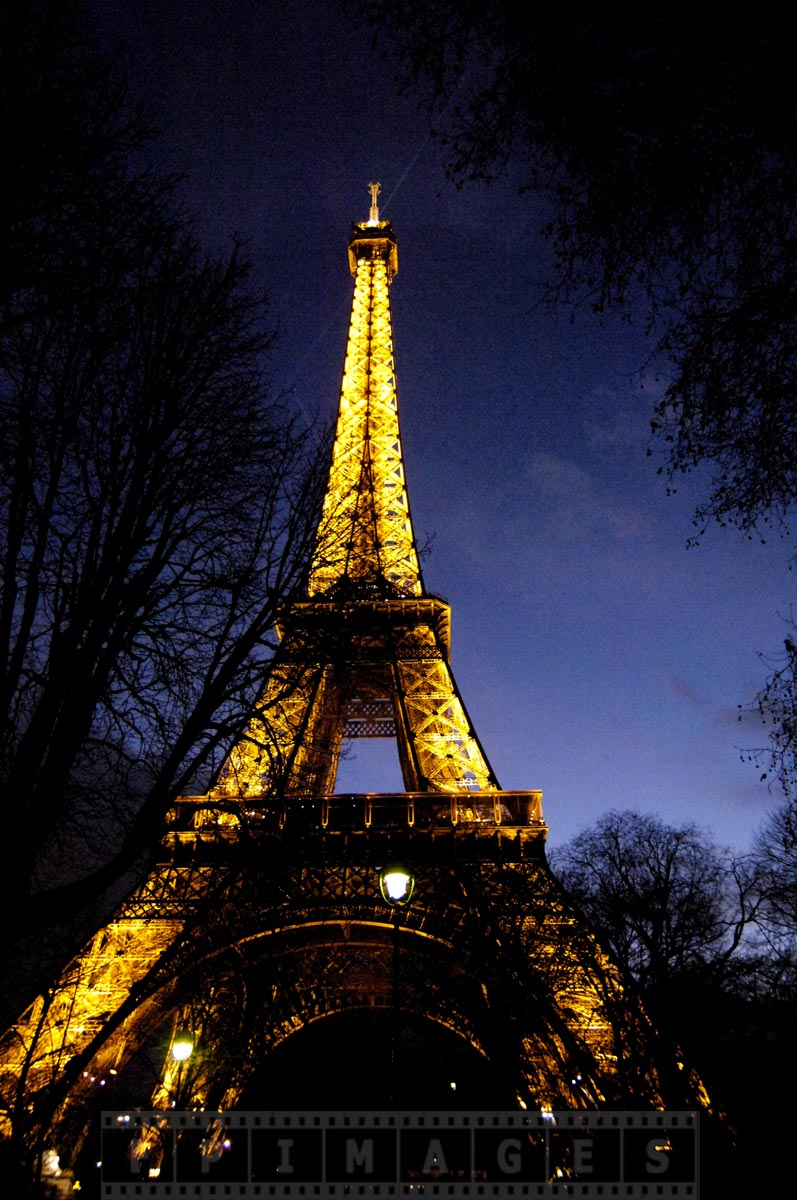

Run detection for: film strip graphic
[[99, 1110, 699, 1198]]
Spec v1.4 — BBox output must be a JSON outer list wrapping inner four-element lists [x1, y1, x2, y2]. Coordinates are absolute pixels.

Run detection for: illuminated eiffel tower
[[0, 187, 706, 1181]]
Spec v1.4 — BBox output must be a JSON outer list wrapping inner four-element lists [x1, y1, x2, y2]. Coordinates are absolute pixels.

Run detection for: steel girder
[[0, 831, 696, 1165], [215, 601, 499, 799], [308, 221, 420, 600]]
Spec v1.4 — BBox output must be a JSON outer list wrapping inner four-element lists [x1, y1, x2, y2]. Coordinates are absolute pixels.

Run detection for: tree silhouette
[[548, 811, 757, 1002], [356, 4, 797, 536], [0, 0, 323, 957]]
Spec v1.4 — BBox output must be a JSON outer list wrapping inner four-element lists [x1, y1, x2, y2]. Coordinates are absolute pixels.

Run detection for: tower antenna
[[368, 181, 381, 224]]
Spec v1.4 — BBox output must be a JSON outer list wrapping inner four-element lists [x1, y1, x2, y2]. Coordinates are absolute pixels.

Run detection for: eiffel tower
[[0, 186, 707, 1183]]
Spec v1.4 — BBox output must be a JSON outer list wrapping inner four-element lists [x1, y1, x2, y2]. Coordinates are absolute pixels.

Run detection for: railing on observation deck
[[167, 790, 545, 837]]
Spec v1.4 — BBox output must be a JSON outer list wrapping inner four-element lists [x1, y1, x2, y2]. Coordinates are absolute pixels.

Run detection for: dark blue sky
[[90, 0, 793, 852]]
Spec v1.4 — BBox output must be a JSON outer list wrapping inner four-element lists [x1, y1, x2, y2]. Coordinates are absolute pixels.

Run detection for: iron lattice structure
[[0, 191, 708, 1180]]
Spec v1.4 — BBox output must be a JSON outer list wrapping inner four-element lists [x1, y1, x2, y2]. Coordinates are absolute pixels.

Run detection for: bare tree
[[747, 634, 797, 795], [0, 0, 159, 328], [355, 3, 797, 537], [548, 811, 758, 1000], [0, 0, 324, 955], [548, 810, 780, 1178], [753, 800, 797, 972]]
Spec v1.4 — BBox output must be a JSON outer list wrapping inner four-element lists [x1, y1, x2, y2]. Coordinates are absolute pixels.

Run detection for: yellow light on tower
[[171, 1034, 194, 1062], [379, 865, 415, 907]]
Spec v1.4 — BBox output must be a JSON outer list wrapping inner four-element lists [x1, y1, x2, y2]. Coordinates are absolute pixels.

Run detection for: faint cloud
[[670, 673, 770, 737], [524, 451, 645, 542], [724, 703, 768, 734], [582, 384, 652, 451], [670, 675, 709, 709], [528, 454, 592, 501]]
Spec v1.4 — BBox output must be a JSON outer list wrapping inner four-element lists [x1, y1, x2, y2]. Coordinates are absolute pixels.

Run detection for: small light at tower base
[[379, 865, 415, 907], [171, 1034, 194, 1062]]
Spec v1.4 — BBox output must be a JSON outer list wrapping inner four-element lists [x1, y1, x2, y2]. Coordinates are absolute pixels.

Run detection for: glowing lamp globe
[[379, 865, 415, 907], [171, 1035, 194, 1062]]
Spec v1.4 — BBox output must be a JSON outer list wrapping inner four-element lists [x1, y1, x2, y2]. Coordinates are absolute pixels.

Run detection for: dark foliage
[[550, 810, 795, 1192], [548, 811, 757, 1000], [356, 3, 797, 535], [753, 797, 797, 961], [0, 1, 323, 949], [748, 634, 797, 796]]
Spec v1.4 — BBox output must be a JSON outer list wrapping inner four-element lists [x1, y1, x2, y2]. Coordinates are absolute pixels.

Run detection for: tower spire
[[368, 180, 381, 224], [308, 187, 420, 599], [215, 192, 502, 798]]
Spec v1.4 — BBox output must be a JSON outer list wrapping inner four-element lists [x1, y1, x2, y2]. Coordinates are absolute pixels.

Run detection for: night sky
[[89, 0, 793, 854]]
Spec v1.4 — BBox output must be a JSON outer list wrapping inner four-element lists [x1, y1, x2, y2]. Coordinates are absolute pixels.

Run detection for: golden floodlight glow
[[0, 187, 706, 1171], [213, 190, 500, 800], [171, 1036, 194, 1062], [308, 213, 420, 599], [379, 865, 415, 906]]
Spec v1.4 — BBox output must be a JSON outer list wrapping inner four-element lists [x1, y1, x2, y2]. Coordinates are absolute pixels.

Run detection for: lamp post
[[378, 864, 415, 1107], [170, 1032, 194, 1107]]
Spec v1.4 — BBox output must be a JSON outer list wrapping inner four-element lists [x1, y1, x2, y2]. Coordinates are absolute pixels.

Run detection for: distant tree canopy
[[551, 809, 795, 1175], [356, 4, 797, 536], [750, 637, 797, 796], [0, 0, 322, 947], [753, 798, 797, 970], [548, 811, 757, 1004]]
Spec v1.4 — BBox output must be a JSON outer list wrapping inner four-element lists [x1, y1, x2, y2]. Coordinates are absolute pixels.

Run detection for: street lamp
[[379, 865, 415, 908], [171, 1034, 194, 1063], [378, 864, 415, 1106], [170, 1031, 194, 1107]]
